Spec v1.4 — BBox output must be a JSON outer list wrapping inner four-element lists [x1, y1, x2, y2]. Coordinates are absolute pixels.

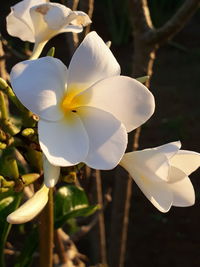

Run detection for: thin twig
[[85, 0, 94, 35], [54, 229, 68, 264], [119, 128, 141, 267]]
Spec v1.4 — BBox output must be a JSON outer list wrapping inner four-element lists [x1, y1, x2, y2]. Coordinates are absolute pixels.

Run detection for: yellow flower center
[[60, 84, 87, 115]]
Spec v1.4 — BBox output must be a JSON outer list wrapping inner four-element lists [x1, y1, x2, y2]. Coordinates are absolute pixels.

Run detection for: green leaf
[[47, 47, 55, 57], [55, 205, 100, 229], [54, 185, 99, 228], [136, 76, 149, 84]]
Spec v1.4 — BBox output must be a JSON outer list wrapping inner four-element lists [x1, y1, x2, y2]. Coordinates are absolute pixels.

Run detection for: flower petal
[[10, 57, 67, 121], [6, 0, 46, 42], [75, 76, 155, 132], [38, 113, 89, 166], [70, 11, 92, 26], [30, 3, 91, 43], [168, 167, 195, 207], [7, 184, 49, 224], [6, 10, 34, 42], [67, 31, 120, 94], [120, 156, 173, 212], [43, 155, 60, 188], [77, 106, 127, 169], [170, 150, 200, 176]]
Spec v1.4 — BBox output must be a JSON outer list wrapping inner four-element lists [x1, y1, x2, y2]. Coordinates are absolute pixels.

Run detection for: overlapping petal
[[7, 184, 49, 224], [38, 113, 89, 166], [7, 0, 91, 53], [120, 155, 173, 212], [169, 150, 200, 176], [10, 57, 67, 121], [168, 167, 195, 206], [75, 75, 155, 132], [120, 141, 198, 212], [77, 106, 127, 169], [67, 31, 120, 94]]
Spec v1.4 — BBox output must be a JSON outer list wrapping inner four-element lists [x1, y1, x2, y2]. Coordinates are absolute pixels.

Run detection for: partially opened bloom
[[6, 0, 91, 58], [10, 31, 155, 174], [120, 141, 200, 212], [7, 184, 49, 224]]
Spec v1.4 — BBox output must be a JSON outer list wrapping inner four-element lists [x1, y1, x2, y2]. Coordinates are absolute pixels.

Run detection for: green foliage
[[54, 185, 99, 229], [0, 191, 22, 267]]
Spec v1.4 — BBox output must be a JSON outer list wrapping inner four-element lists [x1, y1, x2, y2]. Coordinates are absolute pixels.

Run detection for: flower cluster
[[5, 0, 200, 224]]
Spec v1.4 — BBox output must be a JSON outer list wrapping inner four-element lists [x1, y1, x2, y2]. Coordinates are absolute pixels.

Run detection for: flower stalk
[[38, 188, 54, 267]]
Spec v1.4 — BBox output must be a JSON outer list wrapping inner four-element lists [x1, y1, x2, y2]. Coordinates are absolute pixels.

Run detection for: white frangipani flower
[[7, 184, 49, 224], [120, 141, 200, 212], [6, 0, 91, 59], [10, 31, 155, 173], [43, 154, 60, 188]]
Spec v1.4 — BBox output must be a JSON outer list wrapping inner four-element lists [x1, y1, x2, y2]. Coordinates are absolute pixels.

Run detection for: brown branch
[[153, 0, 200, 44], [54, 229, 68, 264], [85, 0, 94, 35], [95, 170, 107, 265], [118, 128, 141, 267]]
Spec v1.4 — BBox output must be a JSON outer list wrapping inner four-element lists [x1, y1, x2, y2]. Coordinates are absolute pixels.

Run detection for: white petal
[[67, 31, 120, 94], [43, 155, 60, 188], [6, 0, 46, 42], [59, 25, 83, 34], [75, 76, 155, 132], [7, 184, 49, 224], [6, 11, 34, 42], [38, 113, 89, 166], [42, 3, 73, 30], [70, 11, 92, 26], [170, 150, 200, 176], [168, 167, 195, 207], [120, 156, 173, 212], [77, 106, 127, 169], [30, 3, 90, 43], [10, 57, 67, 121]]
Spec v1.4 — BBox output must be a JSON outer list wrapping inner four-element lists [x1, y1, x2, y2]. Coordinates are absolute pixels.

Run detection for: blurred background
[[1, 0, 200, 266]]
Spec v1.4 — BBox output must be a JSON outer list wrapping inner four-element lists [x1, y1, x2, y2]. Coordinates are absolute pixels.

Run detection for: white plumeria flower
[[10, 32, 155, 175], [43, 154, 60, 188], [7, 184, 49, 224], [120, 141, 200, 212], [6, 0, 91, 59]]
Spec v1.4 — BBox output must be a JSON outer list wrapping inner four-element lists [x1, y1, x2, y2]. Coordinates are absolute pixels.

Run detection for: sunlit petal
[[7, 184, 49, 224], [10, 57, 67, 121], [67, 31, 120, 94], [38, 113, 89, 166], [75, 75, 155, 132], [77, 106, 127, 169]]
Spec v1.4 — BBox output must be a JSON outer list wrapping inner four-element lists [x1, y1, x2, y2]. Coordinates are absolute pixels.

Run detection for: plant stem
[[95, 169, 107, 265], [39, 188, 54, 267], [0, 91, 8, 120]]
